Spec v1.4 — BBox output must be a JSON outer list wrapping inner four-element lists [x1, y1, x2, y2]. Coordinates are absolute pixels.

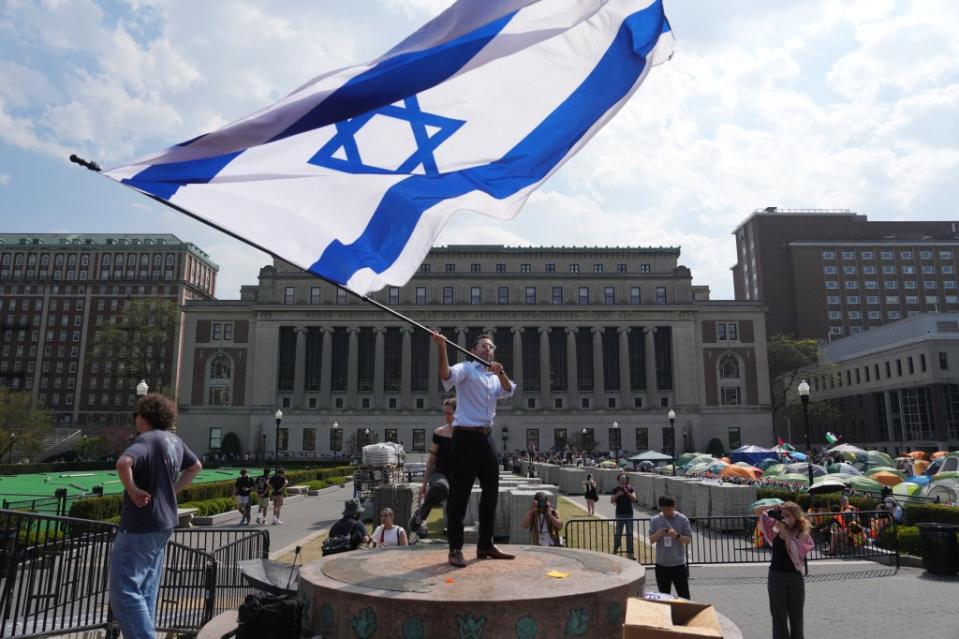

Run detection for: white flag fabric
[[105, 0, 673, 295]]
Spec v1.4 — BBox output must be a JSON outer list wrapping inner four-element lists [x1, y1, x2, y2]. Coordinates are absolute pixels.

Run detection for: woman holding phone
[[755, 501, 814, 639]]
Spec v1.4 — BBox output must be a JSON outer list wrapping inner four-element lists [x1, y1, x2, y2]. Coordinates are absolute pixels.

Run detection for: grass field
[[0, 467, 247, 503]]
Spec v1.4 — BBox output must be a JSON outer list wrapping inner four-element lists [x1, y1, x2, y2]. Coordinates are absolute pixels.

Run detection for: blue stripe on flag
[[121, 151, 242, 200], [269, 10, 517, 143], [310, 1, 669, 284]]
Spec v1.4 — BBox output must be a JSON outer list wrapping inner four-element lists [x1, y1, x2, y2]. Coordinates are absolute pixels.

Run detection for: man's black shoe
[[476, 545, 515, 560], [449, 550, 467, 567]]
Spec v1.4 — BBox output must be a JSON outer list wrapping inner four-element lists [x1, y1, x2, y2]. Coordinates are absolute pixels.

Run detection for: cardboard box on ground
[[623, 598, 722, 638]]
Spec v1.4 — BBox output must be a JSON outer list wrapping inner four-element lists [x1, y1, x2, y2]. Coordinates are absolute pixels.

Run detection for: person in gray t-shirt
[[649, 495, 692, 599]]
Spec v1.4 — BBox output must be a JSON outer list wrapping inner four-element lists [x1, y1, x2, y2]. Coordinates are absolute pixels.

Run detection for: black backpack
[[236, 594, 302, 639], [321, 520, 360, 556]]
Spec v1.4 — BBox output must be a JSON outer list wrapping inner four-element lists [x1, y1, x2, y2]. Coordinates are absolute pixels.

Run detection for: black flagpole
[[69, 154, 490, 367]]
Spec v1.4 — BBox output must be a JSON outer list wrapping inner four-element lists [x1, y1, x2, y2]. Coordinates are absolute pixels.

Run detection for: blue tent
[[730, 445, 778, 466]]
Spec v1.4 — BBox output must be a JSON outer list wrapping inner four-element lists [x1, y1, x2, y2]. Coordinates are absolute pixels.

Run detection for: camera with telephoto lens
[[536, 496, 548, 511], [768, 508, 783, 521]]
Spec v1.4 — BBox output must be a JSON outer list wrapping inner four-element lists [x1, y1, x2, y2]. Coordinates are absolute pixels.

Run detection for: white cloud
[[0, 173, 10, 186]]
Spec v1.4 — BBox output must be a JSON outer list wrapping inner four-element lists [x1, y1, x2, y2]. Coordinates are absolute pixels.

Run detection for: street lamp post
[[612, 421, 619, 456], [501, 426, 508, 451], [136, 380, 149, 397], [667, 409, 676, 476], [274, 410, 283, 462], [798, 380, 813, 487]]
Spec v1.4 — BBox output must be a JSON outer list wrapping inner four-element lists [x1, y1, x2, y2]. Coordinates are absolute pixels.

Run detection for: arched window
[[207, 352, 232, 406], [720, 355, 740, 379], [718, 354, 742, 406]]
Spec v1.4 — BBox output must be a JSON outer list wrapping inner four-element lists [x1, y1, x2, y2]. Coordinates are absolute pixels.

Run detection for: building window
[[277, 428, 289, 451], [384, 428, 398, 444], [630, 287, 641, 304], [443, 287, 454, 304], [604, 287, 615, 304], [609, 427, 621, 451], [569, 264, 580, 273], [284, 286, 295, 304], [388, 287, 400, 305], [310, 287, 321, 304], [881, 251, 893, 260], [498, 287, 509, 304], [578, 287, 589, 304], [445, 264, 456, 273], [719, 354, 741, 406], [721, 386, 741, 405], [209, 427, 222, 450], [303, 428, 316, 451], [823, 266, 837, 274], [847, 295, 860, 304], [552, 287, 562, 305], [207, 353, 232, 406], [616, 264, 627, 273], [640, 264, 651, 273], [593, 264, 603, 273], [412, 429, 426, 452], [655, 287, 667, 304], [526, 428, 540, 452], [545, 264, 555, 273], [920, 353, 927, 372], [842, 251, 855, 260], [717, 322, 738, 341], [822, 251, 835, 259], [940, 352, 949, 370], [470, 287, 481, 304], [635, 427, 648, 449], [415, 287, 427, 305], [525, 287, 537, 304], [420, 263, 431, 273], [888, 311, 901, 319], [471, 263, 481, 273]]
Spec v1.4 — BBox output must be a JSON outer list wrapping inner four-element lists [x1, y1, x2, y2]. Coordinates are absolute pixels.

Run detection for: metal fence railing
[[0, 510, 270, 638], [563, 510, 899, 573]]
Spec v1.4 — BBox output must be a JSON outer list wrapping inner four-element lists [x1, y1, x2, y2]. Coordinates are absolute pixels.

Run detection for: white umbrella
[[827, 443, 866, 454]]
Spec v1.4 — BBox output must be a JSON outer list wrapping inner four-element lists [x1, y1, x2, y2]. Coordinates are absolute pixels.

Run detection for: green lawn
[[558, 496, 656, 562], [0, 468, 246, 502]]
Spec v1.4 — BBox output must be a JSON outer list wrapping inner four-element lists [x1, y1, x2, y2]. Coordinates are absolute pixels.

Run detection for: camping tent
[[729, 445, 778, 466], [628, 451, 674, 462]]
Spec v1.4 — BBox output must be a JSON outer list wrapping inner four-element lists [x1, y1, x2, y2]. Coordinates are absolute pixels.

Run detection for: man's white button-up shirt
[[442, 360, 516, 427]]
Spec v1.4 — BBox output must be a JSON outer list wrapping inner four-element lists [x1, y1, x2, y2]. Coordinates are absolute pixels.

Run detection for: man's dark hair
[[471, 333, 494, 349], [262, 467, 271, 475], [134, 393, 176, 430], [240, 469, 247, 475], [276, 467, 285, 474], [658, 496, 675, 508], [617, 472, 629, 482]]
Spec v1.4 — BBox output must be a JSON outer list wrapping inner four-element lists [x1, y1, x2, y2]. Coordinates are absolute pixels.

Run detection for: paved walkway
[[230, 477, 959, 637]]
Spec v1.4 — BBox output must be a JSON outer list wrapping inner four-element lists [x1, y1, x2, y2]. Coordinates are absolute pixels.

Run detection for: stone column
[[320, 327, 333, 408], [373, 327, 386, 409], [644, 326, 658, 408], [347, 327, 359, 409], [618, 327, 632, 408], [456, 327, 469, 363], [428, 337, 440, 408], [566, 327, 578, 403], [592, 326, 605, 408], [400, 326, 413, 409], [293, 326, 307, 409], [539, 327, 551, 407], [511, 327, 524, 408]]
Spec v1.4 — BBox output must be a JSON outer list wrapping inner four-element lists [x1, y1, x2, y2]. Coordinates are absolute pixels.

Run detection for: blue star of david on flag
[[308, 96, 464, 176]]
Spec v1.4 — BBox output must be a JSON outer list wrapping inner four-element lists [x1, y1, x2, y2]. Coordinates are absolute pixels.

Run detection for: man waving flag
[[104, 0, 673, 295]]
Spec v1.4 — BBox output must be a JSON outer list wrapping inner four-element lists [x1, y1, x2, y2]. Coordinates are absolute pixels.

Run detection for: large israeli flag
[[105, 0, 673, 295]]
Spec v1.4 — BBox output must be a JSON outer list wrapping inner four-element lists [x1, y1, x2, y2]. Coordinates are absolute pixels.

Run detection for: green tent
[[892, 482, 922, 497], [814, 473, 852, 485], [848, 475, 883, 492], [778, 473, 810, 484], [762, 464, 787, 477]]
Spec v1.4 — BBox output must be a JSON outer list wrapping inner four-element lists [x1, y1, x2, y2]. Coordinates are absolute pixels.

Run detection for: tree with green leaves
[[92, 298, 178, 397], [766, 334, 836, 442], [0, 387, 52, 462]]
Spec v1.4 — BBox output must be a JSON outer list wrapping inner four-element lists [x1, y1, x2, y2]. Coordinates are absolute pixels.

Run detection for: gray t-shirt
[[650, 512, 691, 567], [119, 429, 198, 533]]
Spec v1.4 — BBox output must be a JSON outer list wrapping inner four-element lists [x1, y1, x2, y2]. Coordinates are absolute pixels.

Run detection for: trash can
[[917, 523, 959, 575]]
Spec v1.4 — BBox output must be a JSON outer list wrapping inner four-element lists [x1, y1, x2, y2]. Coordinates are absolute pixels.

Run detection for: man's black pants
[[447, 429, 499, 551], [654, 563, 690, 599]]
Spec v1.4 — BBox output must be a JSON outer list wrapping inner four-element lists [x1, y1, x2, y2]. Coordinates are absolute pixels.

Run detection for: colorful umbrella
[[828, 443, 866, 454], [757, 458, 781, 470], [865, 451, 894, 467], [906, 475, 930, 487], [815, 473, 852, 484], [931, 471, 959, 482], [721, 465, 760, 480], [809, 480, 846, 495], [778, 473, 811, 484], [869, 471, 903, 487], [751, 497, 784, 513], [867, 466, 906, 479], [827, 462, 861, 475], [785, 462, 827, 477]]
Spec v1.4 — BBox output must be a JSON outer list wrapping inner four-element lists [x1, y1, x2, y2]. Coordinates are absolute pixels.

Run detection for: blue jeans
[[613, 516, 634, 557], [109, 529, 172, 639]]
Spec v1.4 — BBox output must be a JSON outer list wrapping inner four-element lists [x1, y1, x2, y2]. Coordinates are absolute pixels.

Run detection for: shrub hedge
[[180, 498, 237, 517], [756, 488, 879, 511], [903, 503, 959, 526], [68, 465, 352, 521]]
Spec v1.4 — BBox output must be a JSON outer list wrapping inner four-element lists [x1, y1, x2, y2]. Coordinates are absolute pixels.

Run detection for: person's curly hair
[[135, 393, 177, 431]]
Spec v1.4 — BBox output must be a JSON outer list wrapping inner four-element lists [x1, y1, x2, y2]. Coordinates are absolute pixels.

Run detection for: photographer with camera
[[755, 501, 814, 639], [520, 491, 563, 546], [610, 473, 638, 558], [649, 496, 692, 599]]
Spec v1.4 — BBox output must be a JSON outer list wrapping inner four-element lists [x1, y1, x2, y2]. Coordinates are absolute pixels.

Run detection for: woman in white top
[[371, 508, 409, 547]]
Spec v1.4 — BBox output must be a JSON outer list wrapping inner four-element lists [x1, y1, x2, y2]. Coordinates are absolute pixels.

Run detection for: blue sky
[[1, 0, 957, 299]]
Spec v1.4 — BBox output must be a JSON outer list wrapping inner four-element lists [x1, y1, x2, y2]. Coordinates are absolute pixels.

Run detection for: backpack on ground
[[236, 594, 302, 639]]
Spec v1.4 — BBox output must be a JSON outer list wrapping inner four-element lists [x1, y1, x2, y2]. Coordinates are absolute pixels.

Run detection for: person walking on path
[[372, 508, 409, 547], [109, 394, 202, 639], [649, 496, 692, 599], [233, 468, 255, 525], [408, 398, 456, 537], [254, 467, 271, 525], [433, 331, 516, 568], [583, 473, 599, 516], [611, 472, 638, 559], [269, 467, 289, 525], [755, 501, 814, 639]]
